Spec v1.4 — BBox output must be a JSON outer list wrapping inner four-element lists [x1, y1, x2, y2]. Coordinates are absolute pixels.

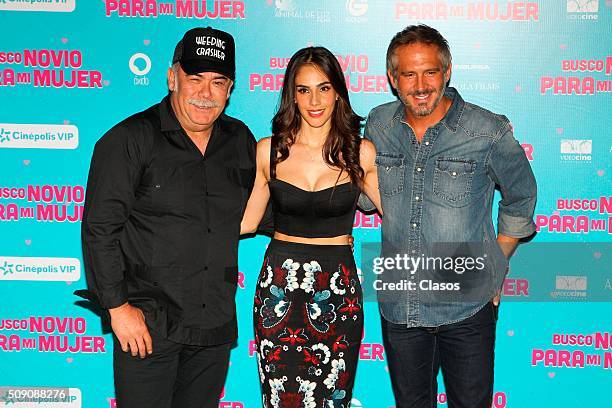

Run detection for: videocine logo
[[560, 139, 592, 162], [129, 53, 152, 86], [0, 0, 76, 12], [0, 257, 80, 282], [561, 139, 592, 154], [556, 275, 588, 291], [567, 0, 599, 12]]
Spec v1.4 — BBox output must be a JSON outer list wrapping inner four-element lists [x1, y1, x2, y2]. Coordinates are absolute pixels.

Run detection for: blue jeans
[[381, 302, 498, 408]]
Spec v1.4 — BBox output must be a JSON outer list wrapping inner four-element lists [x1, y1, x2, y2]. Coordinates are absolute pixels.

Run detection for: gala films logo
[[0, 0, 75, 12], [346, 0, 368, 22]]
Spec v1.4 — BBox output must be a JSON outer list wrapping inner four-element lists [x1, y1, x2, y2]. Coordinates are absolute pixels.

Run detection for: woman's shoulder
[[256, 136, 272, 153], [359, 138, 376, 161]]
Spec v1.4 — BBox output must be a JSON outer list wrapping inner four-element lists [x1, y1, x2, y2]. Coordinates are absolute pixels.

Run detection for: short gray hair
[[386, 25, 452, 80]]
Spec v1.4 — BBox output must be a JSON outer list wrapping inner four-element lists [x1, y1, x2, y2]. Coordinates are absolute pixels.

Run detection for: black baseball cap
[[172, 27, 235, 80]]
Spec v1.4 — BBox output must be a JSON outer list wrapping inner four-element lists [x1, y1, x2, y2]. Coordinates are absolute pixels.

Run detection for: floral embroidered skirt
[[254, 240, 364, 408]]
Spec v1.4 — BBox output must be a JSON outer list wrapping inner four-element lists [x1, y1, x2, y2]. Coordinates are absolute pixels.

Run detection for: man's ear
[[444, 63, 452, 85], [167, 67, 176, 92], [226, 80, 234, 99]]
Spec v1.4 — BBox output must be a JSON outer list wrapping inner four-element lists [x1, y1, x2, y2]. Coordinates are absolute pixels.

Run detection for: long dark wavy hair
[[271, 46, 364, 185]]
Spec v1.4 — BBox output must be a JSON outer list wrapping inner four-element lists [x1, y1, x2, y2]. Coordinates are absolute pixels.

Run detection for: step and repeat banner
[[0, 1, 610, 407]]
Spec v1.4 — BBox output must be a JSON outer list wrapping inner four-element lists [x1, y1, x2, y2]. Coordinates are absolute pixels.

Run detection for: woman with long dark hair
[[241, 46, 381, 407]]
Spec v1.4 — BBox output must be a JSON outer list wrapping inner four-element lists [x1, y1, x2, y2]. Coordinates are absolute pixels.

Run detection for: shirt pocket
[[137, 166, 185, 215], [375, 153, 405, 196], [433, 158, 476, 206]]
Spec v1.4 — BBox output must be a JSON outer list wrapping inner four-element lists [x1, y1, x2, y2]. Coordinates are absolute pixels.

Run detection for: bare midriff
[[273, 232, 350, 245]]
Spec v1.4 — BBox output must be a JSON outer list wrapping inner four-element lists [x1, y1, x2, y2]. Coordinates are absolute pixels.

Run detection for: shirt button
[[411, 249, 416, 254], [415, 196, 420, 201], [416, 167, 422, 172], [412, 223, 417, 229], [451, 171, 457, 176], [425, 142, 430, 146], [204, 266, 208, 271], [207, 228, 212, 233], [202, 304, 206, 309]]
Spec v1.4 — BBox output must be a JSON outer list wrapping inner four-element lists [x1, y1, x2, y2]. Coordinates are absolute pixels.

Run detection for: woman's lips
[[307, 109, 325, 118]]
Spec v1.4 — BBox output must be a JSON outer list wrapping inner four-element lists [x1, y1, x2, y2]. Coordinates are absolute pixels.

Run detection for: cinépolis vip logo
[[0, 0, 76, 12], [0, 256, 80, 281], [0, 123, 78, 149], [0, 387, 81, 407]]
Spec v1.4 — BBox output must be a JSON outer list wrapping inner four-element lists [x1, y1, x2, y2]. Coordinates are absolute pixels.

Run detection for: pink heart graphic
[[23, 160, 31, 166], [66, 357, 74, 363], [515, 85, 521, 92], [556, 128, 563, 134], [25, 239, 32, 246], [594, 252, 602, 259], [597, 170, 605, 177], [507, 330, 515, 337], [143, 39, 151, 46], [63, 119, 70, 125], [266, 0, 273, 5], [61, 38, 68, 44], [103, 80, 110, 87], [548, 372, 556, 378]]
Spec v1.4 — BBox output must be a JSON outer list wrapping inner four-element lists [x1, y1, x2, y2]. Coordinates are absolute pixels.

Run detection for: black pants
[[113, 330, 231, 408], [382, 303, 498, 408]]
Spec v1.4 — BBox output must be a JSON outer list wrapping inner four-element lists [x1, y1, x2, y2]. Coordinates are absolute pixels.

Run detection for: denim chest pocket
[[375, 153, 405, 196], [433, 158, 476, 206]]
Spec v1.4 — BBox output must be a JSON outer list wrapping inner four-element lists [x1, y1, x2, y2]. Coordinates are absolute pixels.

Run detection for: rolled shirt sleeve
[[81, 124, 143, 309], [487, 125, 537, 238]]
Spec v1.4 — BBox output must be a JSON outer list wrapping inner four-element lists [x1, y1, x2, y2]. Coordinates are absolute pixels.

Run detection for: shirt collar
[[159, 95, 183, 132], [393, 86, 465, 133]]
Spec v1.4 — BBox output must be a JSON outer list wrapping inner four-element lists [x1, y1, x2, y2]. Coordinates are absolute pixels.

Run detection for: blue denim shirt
[[365, 87, 537, 327]]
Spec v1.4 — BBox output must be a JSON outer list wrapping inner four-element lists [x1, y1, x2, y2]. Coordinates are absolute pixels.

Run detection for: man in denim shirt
[[364, 25, 537, 407]]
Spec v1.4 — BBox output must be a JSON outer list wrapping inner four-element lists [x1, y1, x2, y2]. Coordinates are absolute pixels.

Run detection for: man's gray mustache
[[187, 99, 220, 108]]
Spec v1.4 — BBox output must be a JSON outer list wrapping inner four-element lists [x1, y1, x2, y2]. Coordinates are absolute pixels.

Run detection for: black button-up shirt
[[80, 96, 256, 345]]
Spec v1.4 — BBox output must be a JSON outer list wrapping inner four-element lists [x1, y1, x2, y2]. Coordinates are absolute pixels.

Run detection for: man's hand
[[109, 303, 153, 358]]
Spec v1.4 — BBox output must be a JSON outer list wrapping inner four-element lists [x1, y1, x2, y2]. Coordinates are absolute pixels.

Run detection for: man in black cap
[[79, 27, 255, 407]]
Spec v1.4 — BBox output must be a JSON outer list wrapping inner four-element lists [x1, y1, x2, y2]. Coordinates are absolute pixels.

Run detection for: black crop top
[[269, 143, 360, 238], [269, 178, 360, 238]]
